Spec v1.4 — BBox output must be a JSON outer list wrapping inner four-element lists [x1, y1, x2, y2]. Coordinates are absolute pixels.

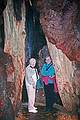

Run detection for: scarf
[[41, 75, 58, 93]]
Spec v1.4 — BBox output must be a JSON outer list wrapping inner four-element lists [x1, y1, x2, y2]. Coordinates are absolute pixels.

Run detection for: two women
[[25, 56, 58, 113]]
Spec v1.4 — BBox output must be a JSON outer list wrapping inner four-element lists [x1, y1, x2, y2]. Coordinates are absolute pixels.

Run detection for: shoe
[[33, 107, 37, 110], [29, 109, 38, 113]]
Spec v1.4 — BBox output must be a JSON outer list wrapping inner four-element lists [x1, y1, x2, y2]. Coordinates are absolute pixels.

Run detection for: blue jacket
[[41, 63, 55, 84]]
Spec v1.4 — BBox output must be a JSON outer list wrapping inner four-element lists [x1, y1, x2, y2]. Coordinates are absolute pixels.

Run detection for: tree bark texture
[[4, 0, 26, 112]]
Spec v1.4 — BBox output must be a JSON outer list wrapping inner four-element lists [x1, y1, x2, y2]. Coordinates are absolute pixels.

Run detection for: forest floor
[[16, 89, 79, 120]]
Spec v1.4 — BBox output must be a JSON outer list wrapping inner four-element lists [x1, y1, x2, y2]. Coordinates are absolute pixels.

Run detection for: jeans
[[44, 83, 57, 111]]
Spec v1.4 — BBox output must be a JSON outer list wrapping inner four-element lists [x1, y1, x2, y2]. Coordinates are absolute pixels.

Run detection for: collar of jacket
[[30, 66, 35, 69]]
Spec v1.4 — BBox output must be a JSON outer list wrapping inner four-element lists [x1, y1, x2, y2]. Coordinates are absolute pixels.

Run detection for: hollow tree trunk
[[47, 38, 79, 112], [3, 0, 25, 112]]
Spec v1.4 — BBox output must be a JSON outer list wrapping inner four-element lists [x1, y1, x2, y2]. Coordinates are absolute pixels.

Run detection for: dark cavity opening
[[22, 0, 47, 103]]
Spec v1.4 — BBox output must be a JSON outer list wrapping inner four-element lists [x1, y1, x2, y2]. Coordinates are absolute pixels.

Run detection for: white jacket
[[25, 65, 39, 87]]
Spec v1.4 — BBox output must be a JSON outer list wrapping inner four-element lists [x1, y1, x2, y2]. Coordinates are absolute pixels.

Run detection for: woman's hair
[[29, 58, 36, 64], [45, 56, 52, 61]]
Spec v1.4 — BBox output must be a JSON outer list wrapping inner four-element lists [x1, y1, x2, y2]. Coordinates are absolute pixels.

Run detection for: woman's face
[[30, 58, 36, 67], [45, 56, 51, 64]]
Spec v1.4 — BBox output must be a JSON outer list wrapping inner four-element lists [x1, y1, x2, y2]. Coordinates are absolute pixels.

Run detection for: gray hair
[[29, 58, 36, 64]]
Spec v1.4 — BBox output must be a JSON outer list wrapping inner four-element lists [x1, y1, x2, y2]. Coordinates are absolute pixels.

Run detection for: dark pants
[[44, 83, 57, 111]]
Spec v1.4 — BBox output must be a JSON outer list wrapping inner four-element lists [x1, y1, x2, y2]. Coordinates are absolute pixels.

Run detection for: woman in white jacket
[[25, 58, 39, 113]]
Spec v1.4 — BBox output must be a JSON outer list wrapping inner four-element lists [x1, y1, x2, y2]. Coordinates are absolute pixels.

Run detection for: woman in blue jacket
[[41, 56, 58, 112]]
